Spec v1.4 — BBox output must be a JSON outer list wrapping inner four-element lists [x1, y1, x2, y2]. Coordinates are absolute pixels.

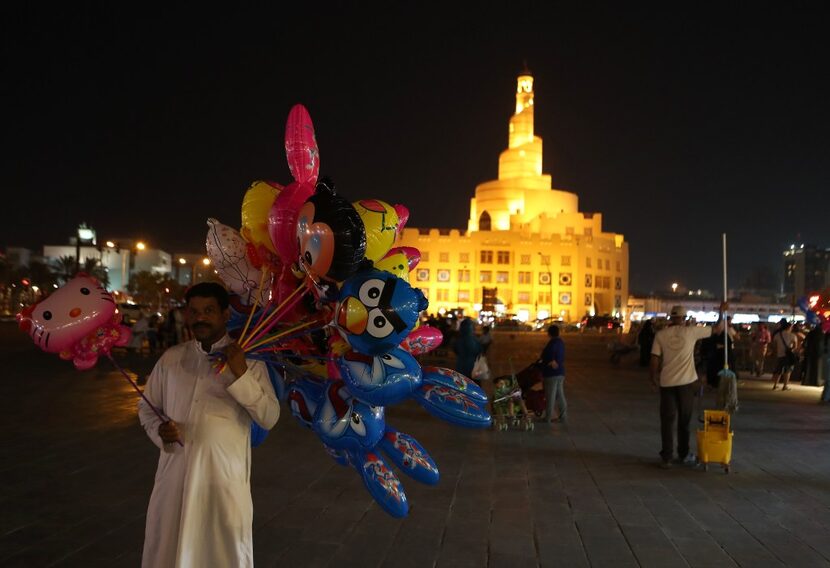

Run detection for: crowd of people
[[124, 306, 192, 355], [627, 316, 829, 394], [440, 307, 829, 470]]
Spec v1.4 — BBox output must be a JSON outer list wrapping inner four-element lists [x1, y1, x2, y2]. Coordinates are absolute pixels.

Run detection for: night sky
[[2, 4, 828, 294]]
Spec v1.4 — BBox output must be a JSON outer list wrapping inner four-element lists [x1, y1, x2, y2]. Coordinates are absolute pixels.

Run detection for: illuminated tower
[[468, 69, 578, 232], [399, 68, 629, 323]]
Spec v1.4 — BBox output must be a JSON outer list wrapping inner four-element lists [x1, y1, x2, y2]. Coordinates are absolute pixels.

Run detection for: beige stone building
[[398, 71, 629, 323]]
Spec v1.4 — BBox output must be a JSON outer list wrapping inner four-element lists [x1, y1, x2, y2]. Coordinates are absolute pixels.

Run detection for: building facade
[[783, 244, 830, 299], [398, 71, 629, 322]]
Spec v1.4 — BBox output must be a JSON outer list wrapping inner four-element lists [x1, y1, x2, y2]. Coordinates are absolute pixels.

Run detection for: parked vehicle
[[117, 303, 152, 326], [580, 315, 621, 332], [494, 318, 533, 331]]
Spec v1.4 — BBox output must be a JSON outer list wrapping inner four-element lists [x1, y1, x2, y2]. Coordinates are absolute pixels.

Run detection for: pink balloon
[[394, 204, 410, 232], [267, 181, 315, 265], [17, 274, 131, 369], [285, 104, 320, 185], [382, 246, 421, 272], [400, 325, 443, 356]]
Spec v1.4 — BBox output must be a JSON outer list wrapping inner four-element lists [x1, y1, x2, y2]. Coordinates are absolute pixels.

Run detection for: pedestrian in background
[[650, 303, 726, 469], [752, 323, 772, 376], [540, 324, 567, 423], [638, 318, 655, 367], [771, 320, 797, 391], [453, 318, 481, 380], [478, 325, 493, 355]]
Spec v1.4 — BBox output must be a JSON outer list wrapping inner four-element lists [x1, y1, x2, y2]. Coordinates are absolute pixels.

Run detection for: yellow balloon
[[352, 199, 399, 263], [374, 249, 411, 282], [241, 181, 281, 253]]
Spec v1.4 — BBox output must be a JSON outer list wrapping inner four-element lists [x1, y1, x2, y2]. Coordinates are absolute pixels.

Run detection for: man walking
[[650, 304, 725, 469]]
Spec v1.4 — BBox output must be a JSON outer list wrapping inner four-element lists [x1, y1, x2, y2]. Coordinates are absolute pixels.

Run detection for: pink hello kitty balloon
[[17, 274, 131, 370]]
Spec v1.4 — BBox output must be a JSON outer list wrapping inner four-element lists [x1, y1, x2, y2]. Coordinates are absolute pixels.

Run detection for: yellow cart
[[696, 410, 733, 473]]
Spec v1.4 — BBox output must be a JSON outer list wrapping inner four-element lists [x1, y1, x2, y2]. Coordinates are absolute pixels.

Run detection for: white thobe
[[138, 335, 279, 568]]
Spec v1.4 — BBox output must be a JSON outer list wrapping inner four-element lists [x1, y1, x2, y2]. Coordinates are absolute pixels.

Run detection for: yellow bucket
[[696, 410, 733, 473]]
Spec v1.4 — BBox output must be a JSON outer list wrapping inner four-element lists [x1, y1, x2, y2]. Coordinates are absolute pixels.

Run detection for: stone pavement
[[2, 323, 830, 567]]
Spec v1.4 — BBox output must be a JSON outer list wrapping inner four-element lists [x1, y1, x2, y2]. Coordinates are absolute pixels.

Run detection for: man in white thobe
[[138, 282, 280, 567]]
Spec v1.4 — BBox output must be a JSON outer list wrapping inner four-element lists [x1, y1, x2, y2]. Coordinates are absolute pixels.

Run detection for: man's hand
[[719, 301, 729, 312], [158, 420, 181, 445], [649, 375, 660, 392], [224, 342, 248, 379]]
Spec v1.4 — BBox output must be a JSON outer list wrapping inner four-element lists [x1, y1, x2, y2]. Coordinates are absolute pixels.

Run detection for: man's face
[[186, 296, 228, 345]]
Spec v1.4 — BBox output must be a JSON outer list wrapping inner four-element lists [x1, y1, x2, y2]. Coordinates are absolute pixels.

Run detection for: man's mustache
[[192, 323, 210, 330]]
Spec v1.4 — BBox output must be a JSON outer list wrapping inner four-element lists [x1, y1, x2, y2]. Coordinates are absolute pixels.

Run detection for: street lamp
[[671, 282, 678, 294], [75, 223, 96, 272]]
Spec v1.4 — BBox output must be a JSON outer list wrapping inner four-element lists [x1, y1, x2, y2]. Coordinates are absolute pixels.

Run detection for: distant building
[[783, 244, 830, 299], [171, 253, 215, 286], [627, 294, 800, 325], [41, 228, 172, 293], [397, 70, 629, 322], [3, 246, 35, 268]]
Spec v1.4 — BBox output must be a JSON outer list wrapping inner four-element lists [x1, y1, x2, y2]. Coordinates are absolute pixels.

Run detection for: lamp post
[[75, 223, 96, 273]]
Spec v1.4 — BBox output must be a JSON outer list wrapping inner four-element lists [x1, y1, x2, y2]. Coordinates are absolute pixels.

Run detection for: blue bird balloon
[[335, 270, 427, 355], [338, 346, 423, 406]]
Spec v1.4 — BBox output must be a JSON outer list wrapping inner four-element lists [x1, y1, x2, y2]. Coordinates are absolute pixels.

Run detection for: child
[[492, 374, 533, 431]]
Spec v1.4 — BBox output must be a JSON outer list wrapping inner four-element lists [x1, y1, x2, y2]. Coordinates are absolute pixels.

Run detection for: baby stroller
[[515, 359, 546, 418], [491, 359, 541, 431]]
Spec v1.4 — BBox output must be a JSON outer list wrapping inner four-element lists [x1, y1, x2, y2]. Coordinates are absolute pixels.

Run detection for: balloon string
[[242, 283, 309, 349], [247, 324, 329, 354], [238, 269, 270, 345], [246, 319, 319, 352], [241, 281, 307, 348], [244, 290, 308, 348], [106, 353, 183, 447], [246, 278, 307, 342]]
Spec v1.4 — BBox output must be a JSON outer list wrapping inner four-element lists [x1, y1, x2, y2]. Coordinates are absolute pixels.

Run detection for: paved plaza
[[2, 323, 830, 567]]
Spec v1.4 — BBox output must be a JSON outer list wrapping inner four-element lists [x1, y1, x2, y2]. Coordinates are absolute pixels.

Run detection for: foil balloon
[[377, 426, 439, 486], [296, 181, 367, 284], [267, 181, 316, 266], [352, 199, 403, 263], [241, 180, 282, 255], [285, 104, 320, 185], [375, 246, 421, 282], [338, 347, 423, 406], [205, 218, 271, 306], [400, 325, 443, 356], [393, 204, 409, 232], [335, 270, 428, 356], [17, 274, 131, 370]]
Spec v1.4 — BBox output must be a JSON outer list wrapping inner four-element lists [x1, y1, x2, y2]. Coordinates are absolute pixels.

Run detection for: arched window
[[479, 211, 491, 231]]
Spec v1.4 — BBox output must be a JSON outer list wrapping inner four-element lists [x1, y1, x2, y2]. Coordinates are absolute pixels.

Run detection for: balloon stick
[[106, 353, 182, 446]]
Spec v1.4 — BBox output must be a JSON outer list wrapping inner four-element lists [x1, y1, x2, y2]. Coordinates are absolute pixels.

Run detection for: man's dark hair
[[548, 324, 560, 337], [185, 282, 229, 310]]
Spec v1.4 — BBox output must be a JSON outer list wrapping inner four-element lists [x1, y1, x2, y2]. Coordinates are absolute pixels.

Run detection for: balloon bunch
[[803, 289, 830, 332], [208, 104, 491, 516]]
